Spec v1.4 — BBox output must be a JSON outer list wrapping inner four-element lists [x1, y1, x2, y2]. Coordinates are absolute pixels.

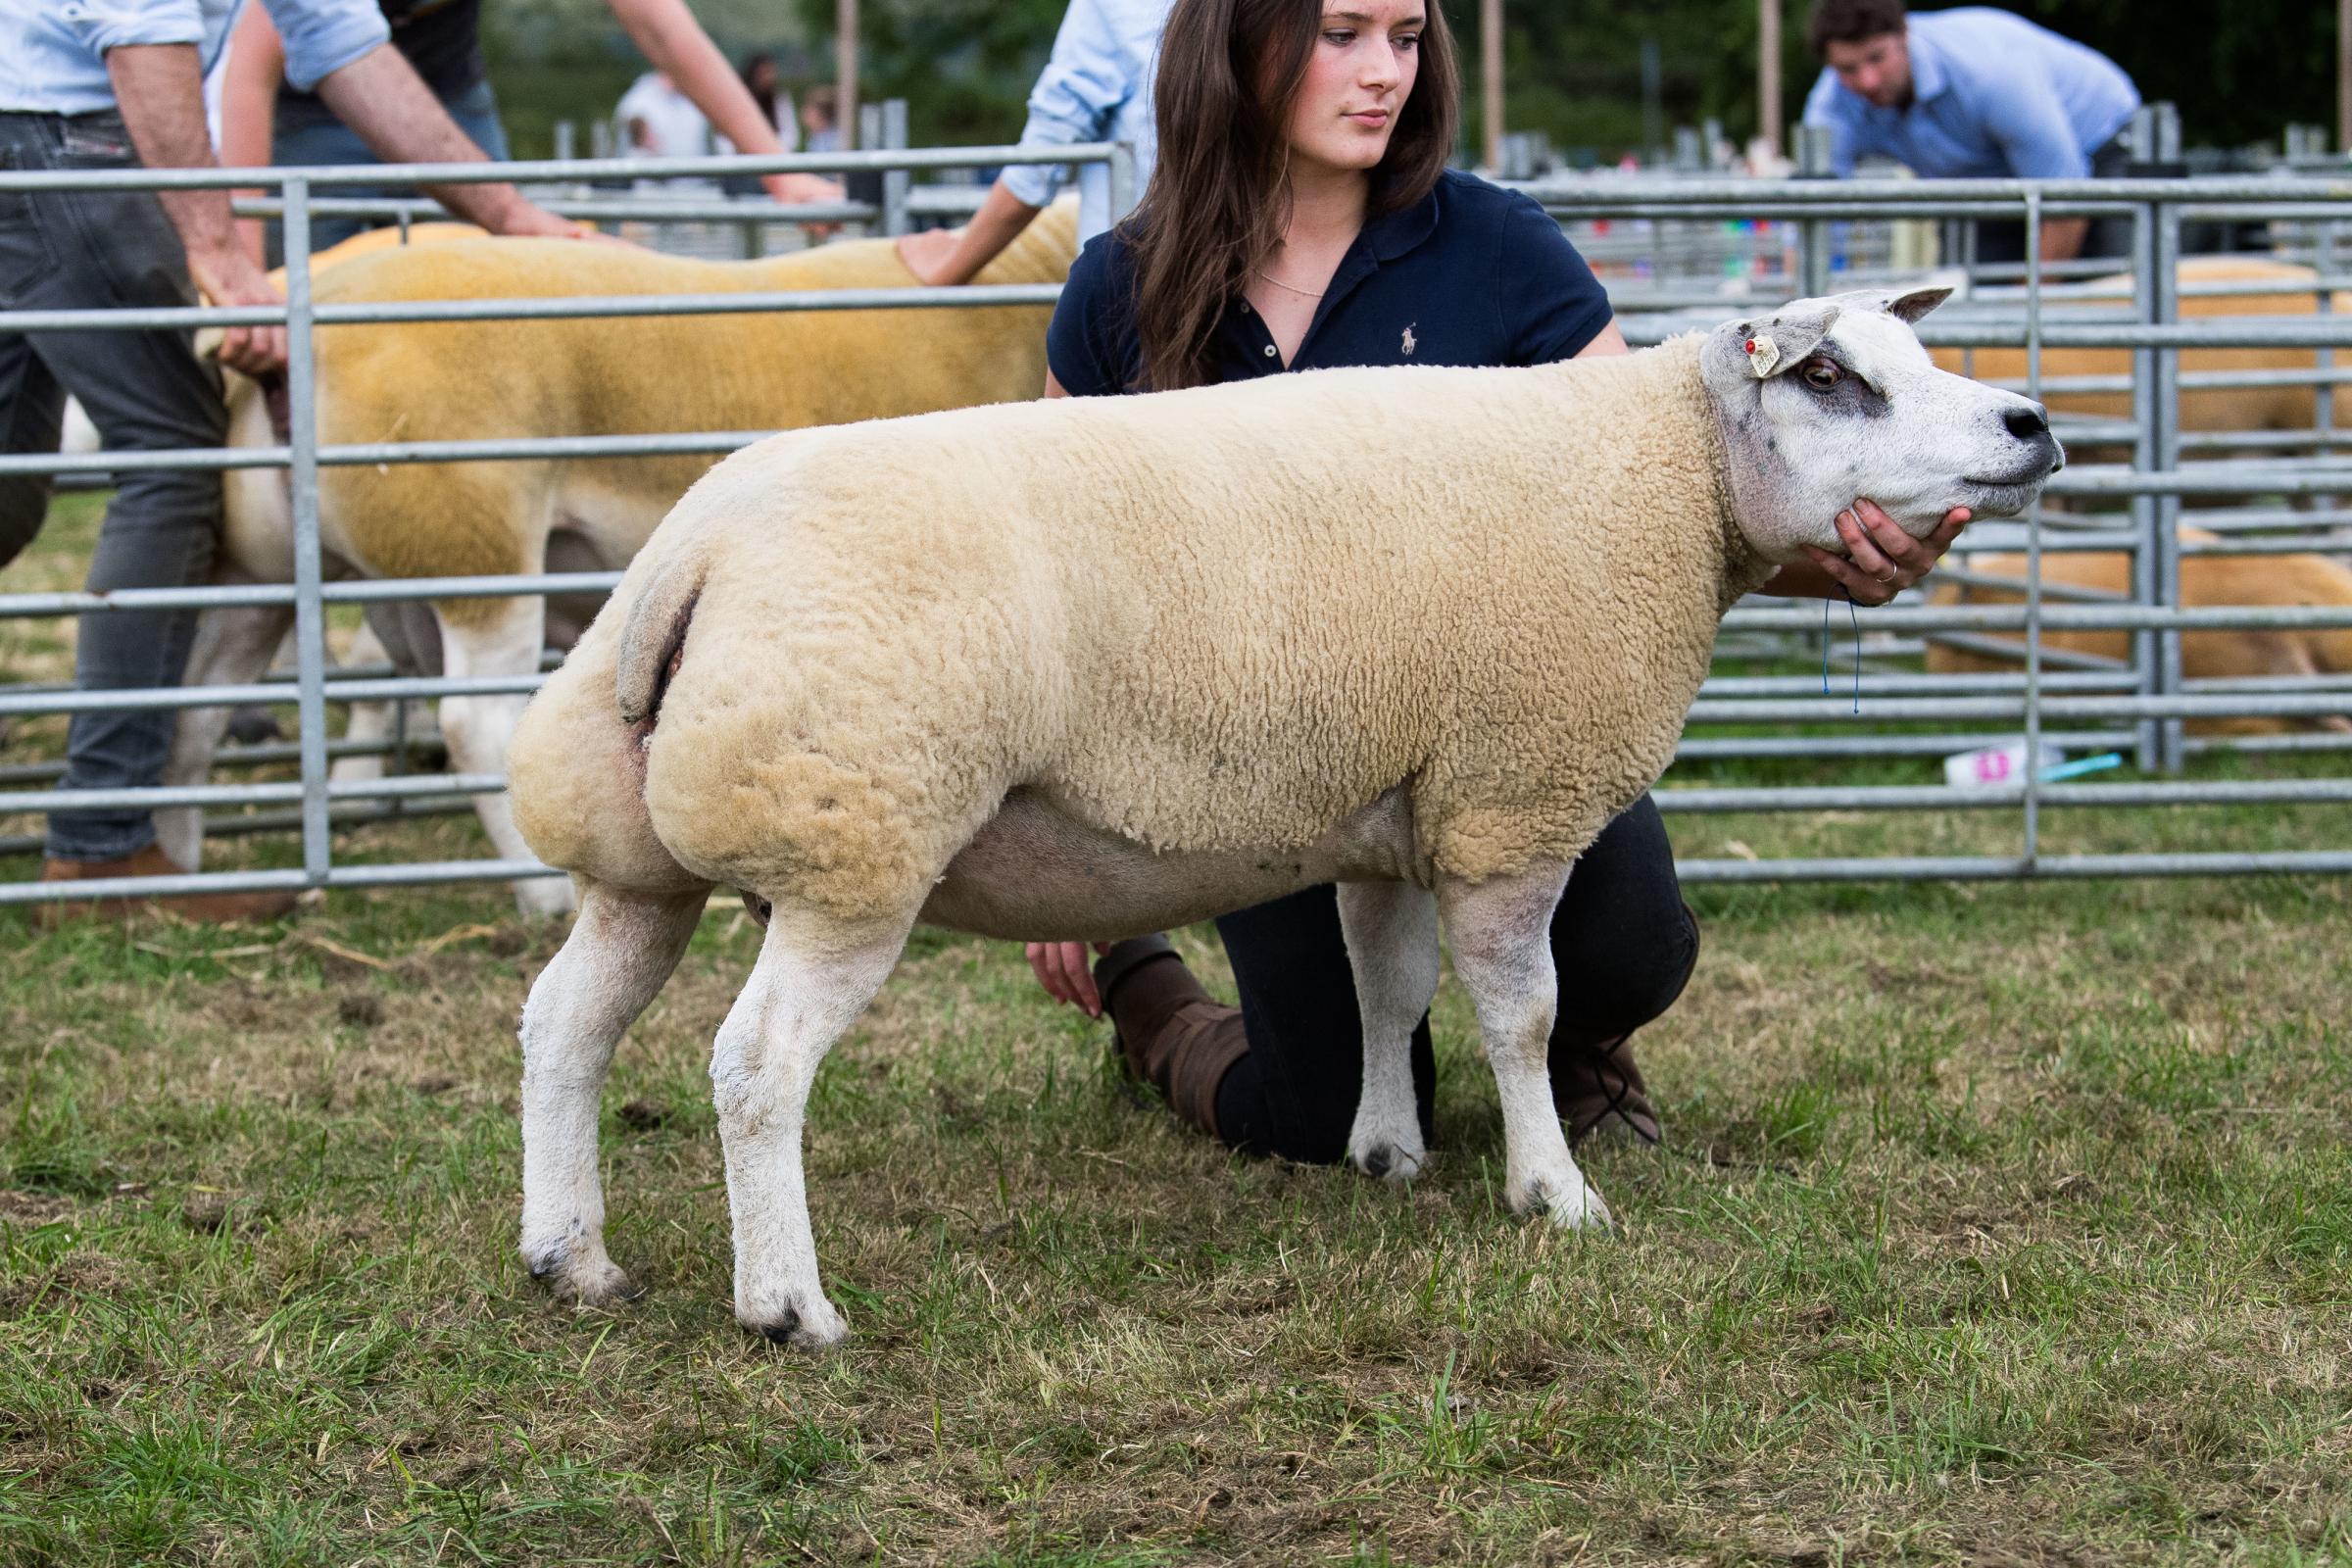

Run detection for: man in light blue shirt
[[1, 0, 584, 919], [1801, 0, 2139, 264], [895, 0, 1170, 286]]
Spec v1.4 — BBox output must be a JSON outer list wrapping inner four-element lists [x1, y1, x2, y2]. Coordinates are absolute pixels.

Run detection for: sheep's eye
[[1800, 359, 1841, 391]]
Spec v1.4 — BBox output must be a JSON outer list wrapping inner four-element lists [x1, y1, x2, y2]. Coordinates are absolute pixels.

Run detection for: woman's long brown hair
[[1120, 0, 1459, 392]]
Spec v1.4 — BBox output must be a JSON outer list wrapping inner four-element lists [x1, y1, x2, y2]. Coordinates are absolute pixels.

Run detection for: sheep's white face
[[1699, 288, 2063, 564]]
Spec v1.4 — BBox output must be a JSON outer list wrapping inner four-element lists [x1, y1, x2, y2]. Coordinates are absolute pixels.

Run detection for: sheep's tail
[[615, 545, 707, 728]]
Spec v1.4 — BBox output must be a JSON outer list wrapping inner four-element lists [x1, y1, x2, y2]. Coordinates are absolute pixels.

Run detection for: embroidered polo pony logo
[[1400, 324, 1417, 357]]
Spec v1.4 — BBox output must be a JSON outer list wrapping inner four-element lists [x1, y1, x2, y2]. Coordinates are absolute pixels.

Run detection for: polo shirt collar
[[1904, 24, 1949, 102], [1362, 177, 1443, 262]]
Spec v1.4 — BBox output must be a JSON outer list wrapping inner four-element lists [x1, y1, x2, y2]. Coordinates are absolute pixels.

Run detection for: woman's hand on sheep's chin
[[1027, 940, 1113, 1016], [1781, 500, 1973, 607]]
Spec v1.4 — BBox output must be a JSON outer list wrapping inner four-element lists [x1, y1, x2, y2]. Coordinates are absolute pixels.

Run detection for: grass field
[[5, 493, 2352, 1563]]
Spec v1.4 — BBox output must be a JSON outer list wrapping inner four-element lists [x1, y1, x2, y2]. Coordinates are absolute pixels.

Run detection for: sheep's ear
[[1886, 286, 1951, 324], [1735, 304, 1839, 378]]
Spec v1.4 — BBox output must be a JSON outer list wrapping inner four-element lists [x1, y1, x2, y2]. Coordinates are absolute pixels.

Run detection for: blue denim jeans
[[0, 111, 229, 860], [267, 77, 508, 261]]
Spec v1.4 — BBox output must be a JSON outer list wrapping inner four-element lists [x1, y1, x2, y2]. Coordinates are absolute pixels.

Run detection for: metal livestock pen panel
[[0, 156, 2346, 905]]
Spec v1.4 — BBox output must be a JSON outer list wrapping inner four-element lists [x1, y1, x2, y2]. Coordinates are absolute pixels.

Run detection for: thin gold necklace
[[1254, 269, 1326, 298]]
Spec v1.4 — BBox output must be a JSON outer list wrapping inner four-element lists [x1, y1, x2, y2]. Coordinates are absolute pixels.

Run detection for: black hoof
[[754, 1310, 802, 1346], [1359, 1147, 1393, 1179]]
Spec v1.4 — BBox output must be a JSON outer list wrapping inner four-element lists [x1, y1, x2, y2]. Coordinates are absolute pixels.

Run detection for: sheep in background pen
[[158, 205, 1081, 913]]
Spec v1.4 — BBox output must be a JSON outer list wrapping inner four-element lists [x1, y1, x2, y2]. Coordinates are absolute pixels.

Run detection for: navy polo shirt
[[1046, 168, 1615, 396]]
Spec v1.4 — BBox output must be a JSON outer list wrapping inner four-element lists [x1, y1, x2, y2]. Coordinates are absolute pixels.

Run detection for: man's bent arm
[[311, 47, 579, 236], [898, 180, 1046, 286], [220, 2, 287, 264], [106, 43, 289, 373], [603, 0, 842, 205]]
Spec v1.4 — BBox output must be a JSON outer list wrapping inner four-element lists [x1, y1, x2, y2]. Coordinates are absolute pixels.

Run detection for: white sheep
[[505, 286, 2060, 1348]]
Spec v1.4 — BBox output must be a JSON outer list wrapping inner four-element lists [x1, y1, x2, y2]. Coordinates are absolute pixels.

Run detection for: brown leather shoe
[[1553, 1032, 1662, 1148], [34, 843, 299, 928], [1095, 936, 1250, 1138]]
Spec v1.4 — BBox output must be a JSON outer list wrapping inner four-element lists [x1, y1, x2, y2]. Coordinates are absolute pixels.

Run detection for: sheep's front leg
[[1440, 861, 1610, 1229], [1338, 879, 1442, 1182], [711, 906, 909, 1350], [518, 879, 708, 1303]]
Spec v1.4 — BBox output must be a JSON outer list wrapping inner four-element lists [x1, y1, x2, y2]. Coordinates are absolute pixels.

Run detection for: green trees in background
[[478, 0, 2332, 163]]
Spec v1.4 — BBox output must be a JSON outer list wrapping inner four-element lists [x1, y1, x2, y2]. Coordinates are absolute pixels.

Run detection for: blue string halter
[[1822, 586, 1860, 713]]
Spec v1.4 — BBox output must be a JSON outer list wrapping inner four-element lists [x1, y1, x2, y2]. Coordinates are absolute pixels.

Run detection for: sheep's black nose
[[2005, 404, 2050, 442]]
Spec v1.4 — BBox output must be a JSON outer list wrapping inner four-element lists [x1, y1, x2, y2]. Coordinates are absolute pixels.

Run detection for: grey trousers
[[0, 111, 228, 860]]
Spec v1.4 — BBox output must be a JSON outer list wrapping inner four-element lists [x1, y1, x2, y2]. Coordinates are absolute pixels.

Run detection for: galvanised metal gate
[[2, 148, 2347, 906]]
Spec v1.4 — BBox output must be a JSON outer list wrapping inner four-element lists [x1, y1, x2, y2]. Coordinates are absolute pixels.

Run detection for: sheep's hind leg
[[1440, 861, 1610, 1229], [1338, 879, 1443, 1182], [157, 598, 296, 870], [712, 904, 911, 1350], [518, 879, 708, 1303]]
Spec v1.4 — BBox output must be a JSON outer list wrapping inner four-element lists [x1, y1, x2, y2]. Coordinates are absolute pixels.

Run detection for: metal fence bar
[[2023, 190, 2046, 866], [0, 773, 504, 815], [282, 177, 331, 888], [0, 282, 1066, 335], [2153, 197, 2186, 772], [1683, 694, 2352, 722], [0, 143, 1136, 195], [1659, 778, 2352, 811], [1675, 852, 2352, 883]]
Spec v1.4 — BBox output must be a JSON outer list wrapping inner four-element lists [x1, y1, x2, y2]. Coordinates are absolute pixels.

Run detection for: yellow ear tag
[[1746, 336, 1780, 378]]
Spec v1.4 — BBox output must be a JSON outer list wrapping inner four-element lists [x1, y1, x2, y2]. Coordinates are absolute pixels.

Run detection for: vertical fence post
[[2145, 101, 2186, 774], [2153, 192, 2185, 774], [2318, 221, 2337, 503], [1796, 125, 1833, 297], [2023, 190, 2044, 867], [281, 175, 332, 889], [1106, 141, 1138, 228], [881, 99, 910, 238], [2128, 110, 2159, 771]]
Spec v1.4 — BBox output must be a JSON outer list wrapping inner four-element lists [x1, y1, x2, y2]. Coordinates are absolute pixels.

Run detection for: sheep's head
[[1700, 287, 2063, 564]]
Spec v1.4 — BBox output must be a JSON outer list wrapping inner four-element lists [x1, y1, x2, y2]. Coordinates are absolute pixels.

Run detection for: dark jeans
[[1210, 793, 1698, 1163], [1972, 136, 2133, 268], [267, 76, 508, 262], [0, 111, 229, 860]]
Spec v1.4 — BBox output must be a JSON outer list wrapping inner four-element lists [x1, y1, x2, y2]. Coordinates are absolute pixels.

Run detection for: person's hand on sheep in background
[[1772, 498, 1972, 607]]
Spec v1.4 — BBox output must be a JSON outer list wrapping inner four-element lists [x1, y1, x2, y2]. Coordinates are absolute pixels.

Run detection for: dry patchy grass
[[3, 868, 2351, 1565]]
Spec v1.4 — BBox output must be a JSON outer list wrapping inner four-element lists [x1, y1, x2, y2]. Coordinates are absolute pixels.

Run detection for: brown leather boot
[[1553, 1033, 1662, 1148], [34, 843, 299, 928], [1094, 936, 1250, 1138]]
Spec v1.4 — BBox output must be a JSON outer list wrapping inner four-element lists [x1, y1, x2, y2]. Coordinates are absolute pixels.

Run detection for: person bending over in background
[[1802, 0, 2139, 265]]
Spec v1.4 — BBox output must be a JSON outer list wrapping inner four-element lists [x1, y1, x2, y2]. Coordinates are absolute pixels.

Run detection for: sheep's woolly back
[[513, 335, 1768, 918]]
